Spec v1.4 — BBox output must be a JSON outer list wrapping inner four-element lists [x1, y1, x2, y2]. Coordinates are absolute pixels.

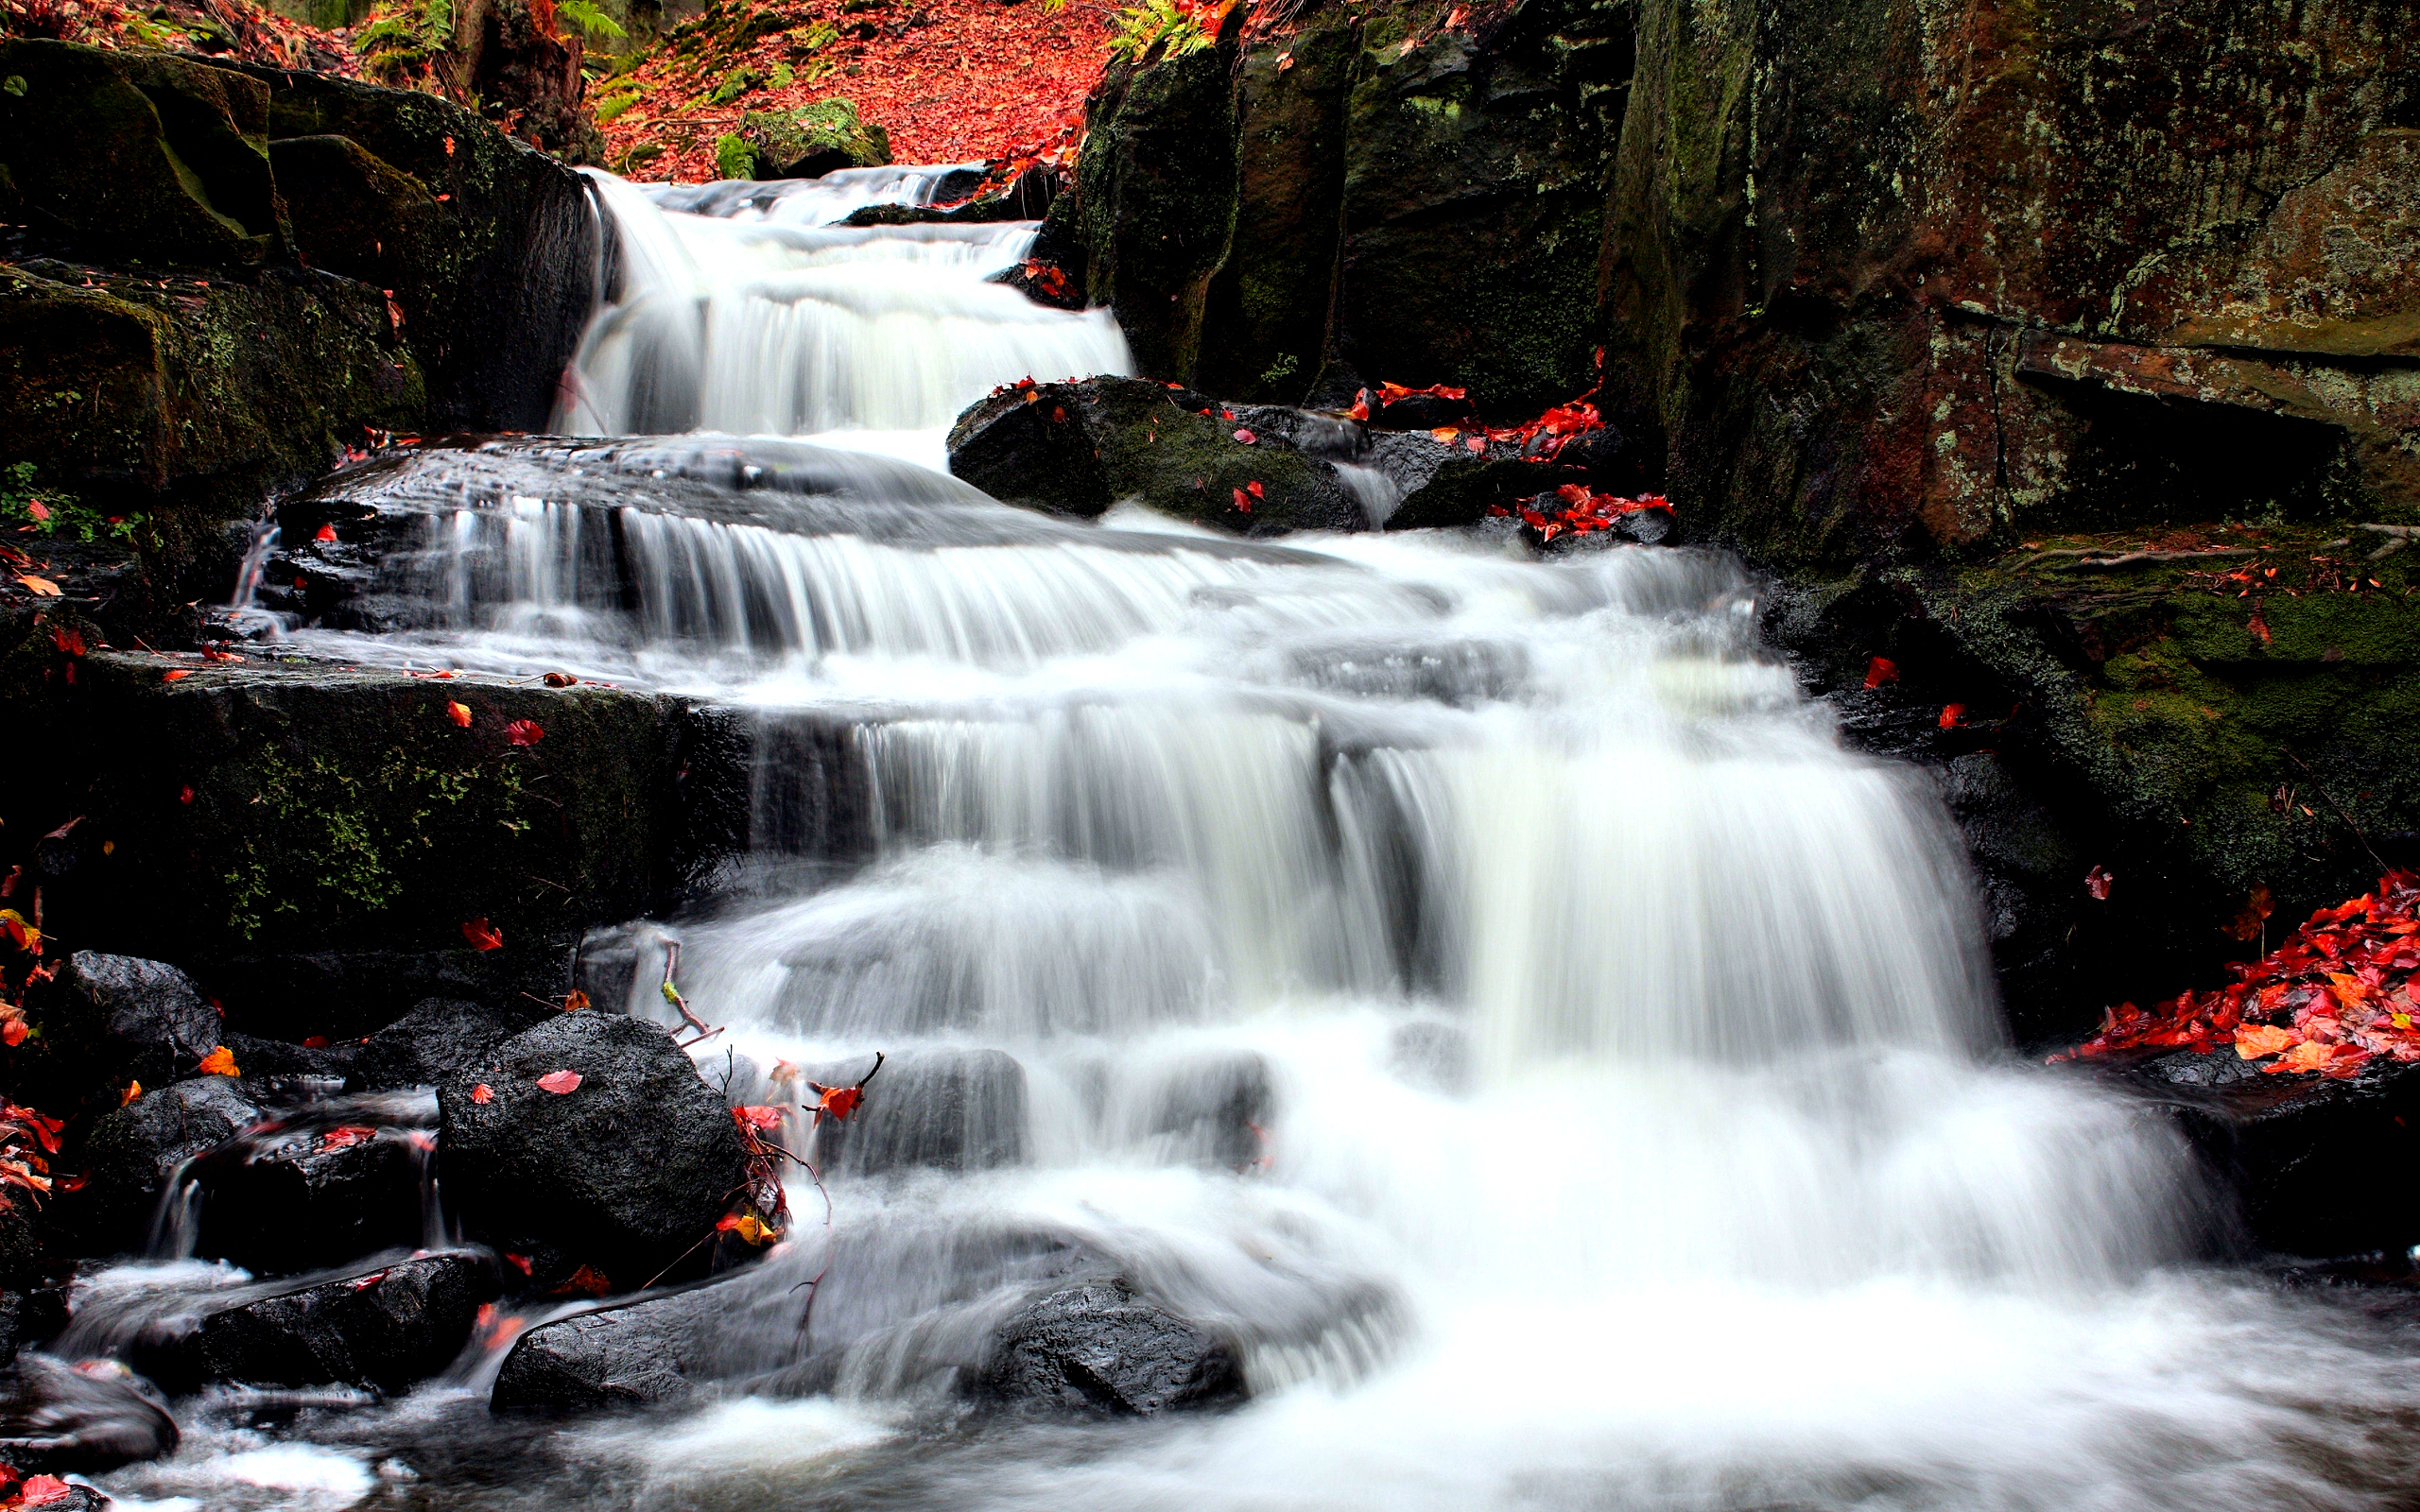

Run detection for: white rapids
[[96, 171, 2420, 1512]]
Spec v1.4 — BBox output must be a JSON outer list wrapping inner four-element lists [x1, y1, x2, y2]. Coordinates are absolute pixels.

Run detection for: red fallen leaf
[[470, 1083, 494, 1104], [320, 1125, 378, 1150], [314, 523, 338, 542], [562, 990, 590, 1011], [552, 1263, 613, 1297], [179, 784, 194, 804], [535, 1069, 582, 1094], [1938, 703, 1967, 729], [443, 134, 455, 156], [810, 1082, 865, 1123], [162, 669, 191, 682], [302, 1035, 330, 1049], [461, 918, 504, 951], [199, 648, 244, 663], [18, 1473, 74, 1505], [1232, 487, 1253, 513], [1377, 381, 1468, 405], [504, 719, 546, 747], [49, 627, 83, 658], [1234, 428, 1257, 444], [446, 701, 473, 727], [543, 671, 579, 688], [503, 1251, 533, 1275], [349, 1267, 389, 1291], [0, 1022, 26, 1049], [1247, 480, 1264, 499], [1346, 391, 1371, 422], [1863, 657, 1899, 689], [2085, 865, 2114, 901], [733, 1105, 784, 1132], [24, 500, 48, 523]]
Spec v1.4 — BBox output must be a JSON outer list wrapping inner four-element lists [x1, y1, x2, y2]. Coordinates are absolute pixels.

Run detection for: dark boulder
[[0, 1355, 178, 1475], [61, 1076, 261, 1259], [807, 1049, 1028, 1178], [0, 1291, 69, 1367], [41, 953, 223, 1100], [946, 376, 1361, 536], [178, 1251, 500, 1393], [440, 1013, 749, 1295], [979, 1276, 1245, 1418], [349, 997, 553, 1092], [191, 1119, 429, 1276], [490, 1284, 724, 1411]]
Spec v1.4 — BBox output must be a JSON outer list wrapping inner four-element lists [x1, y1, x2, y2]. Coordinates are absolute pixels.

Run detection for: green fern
[[560, 0, 629, 39]]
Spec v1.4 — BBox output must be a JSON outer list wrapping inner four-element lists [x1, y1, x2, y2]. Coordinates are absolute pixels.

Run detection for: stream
[[74, 166, 2420, 1511]]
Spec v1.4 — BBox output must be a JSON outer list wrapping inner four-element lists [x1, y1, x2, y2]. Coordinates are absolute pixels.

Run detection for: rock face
[[62, 1077, 261, 1259], [979, 1276, 1246, 1418], [0, 1356, 179, 1475], [191, 1125, 427, 1276], [178, 1251, 500, 1392], [441, 1013, 749, 1294], [0, 40, 596, 599]]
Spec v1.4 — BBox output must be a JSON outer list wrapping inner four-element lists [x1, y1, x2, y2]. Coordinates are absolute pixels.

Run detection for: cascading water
[[100, 174, 2420, 1510]]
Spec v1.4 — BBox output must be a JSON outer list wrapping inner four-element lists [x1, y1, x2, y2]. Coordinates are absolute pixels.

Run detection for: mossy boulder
[[741, 96, 890, 179], [0, 40, 285, 273], [947, 376, 1361, 536]]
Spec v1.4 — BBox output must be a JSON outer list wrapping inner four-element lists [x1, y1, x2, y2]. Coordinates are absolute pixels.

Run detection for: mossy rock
[[947, 376, 1360, 536], [0, 39, 285, 272], [741, 96, 890, 179]]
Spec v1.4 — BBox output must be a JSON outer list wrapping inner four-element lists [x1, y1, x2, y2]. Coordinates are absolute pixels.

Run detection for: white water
[[120, 176, 2420, 1510]]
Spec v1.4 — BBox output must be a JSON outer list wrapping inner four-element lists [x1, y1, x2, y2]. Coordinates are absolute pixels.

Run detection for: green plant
[[714, 131, 757, 179], [1258, 352, 1300, 387], [594, 85, 644, 123], [0, 463, 140, 543], [709, 63, 762, 104], [559, 0, 628, 38], [357, 0, 456, 84], [1106, 0, 1225, 61]]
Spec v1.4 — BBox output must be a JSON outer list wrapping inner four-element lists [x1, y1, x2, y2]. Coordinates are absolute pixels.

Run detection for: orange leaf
[[446, 701, 473, 727], [119, 1080, 142, 1106], [562, 990, 590, 1011], [162, 669, 191, 681], [15, 576, 60, 597], [471, 1082, 494, 1104], [535, 1069, 582, 1094], [197, 1045, 240, 1076], [2234, 1023, 2297, 1059], [2265, 1040, 2338, 1074], [1, 1021, 27, 1048], [461, 918, 503, 952]]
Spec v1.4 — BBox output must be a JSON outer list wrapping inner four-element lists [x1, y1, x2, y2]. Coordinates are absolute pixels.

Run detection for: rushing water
[[78, 173, 2420, 1511]]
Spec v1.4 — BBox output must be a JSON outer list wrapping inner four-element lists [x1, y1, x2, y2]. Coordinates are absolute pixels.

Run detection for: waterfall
[[132, 170, 2420, 1512]]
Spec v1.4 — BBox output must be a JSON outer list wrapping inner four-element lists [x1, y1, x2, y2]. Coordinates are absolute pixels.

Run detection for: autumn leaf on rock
[[314, 523, 338, 542], [461, 919, 504, 952], [446, 701, 473, 728], [504, 719, 546, 747], [15, 576, 60, 597], [16, 1473, 72, 1505], [717, 1210, 781, 1245], [1231, 487, 1253, 513], [320, 1125, 378, 1151], [554, 1263, 611, 1297], [733, 1105, 784, 1133], [1863, 657, 1899, 689], [470, 1082, 494, 1105], [2235, 1023, 2297, 1059], [162, 670, 190, 682], [0, 912, 36, 954], [535, 1070, 582, 1094], [1234, 428, 1256, 444], [119, 1080, 142, 1107], [1938, 703, 1966, 730], [2084, 866, 2113, 901], [197, 1045, 240, 1076]]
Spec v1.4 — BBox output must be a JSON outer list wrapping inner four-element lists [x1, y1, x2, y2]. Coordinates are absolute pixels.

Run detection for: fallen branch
[[2041, 547, 2258, 573]]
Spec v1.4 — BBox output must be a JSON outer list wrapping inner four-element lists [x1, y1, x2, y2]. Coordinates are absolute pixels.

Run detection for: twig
[[2044, 547, 2257, 573], [2283, 747, 2391, 875]]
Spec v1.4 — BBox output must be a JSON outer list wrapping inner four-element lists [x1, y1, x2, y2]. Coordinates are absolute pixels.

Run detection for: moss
[[740, 95, 890, 178]]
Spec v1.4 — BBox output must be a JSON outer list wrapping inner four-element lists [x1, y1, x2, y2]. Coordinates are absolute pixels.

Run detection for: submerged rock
[[1138, 1052, 1272, 1170], [441, 1013, 749, 1295], [806, 1048, 1028, 1177], [979, 1276, 1245, 1418], [0, 1355, 179, 1474], [180, 1251, 500, 1393], [62, 1077, 262, 1259]]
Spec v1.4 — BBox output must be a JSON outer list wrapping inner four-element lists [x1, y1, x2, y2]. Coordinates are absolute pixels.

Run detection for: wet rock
[[1367, 432, 1579, 531], [61, 1077, 261, 1259], [349, 998, 554, 1092], [1138, 1052, 1271, 1170], [979, 1276, 1245, 1418], [946, 376, 1360, 536], [0, 1355, 179, 1474], [0, 1290, 70, 1367], [43, 953, 223, 1097], [440, 1013, 749, 1295], [181, 1251, 501, 1393], [191, 1122, 427, 1277], [2113, 1052, 2420, 1258], [490, 1283, 725, 1411], [806, 1049, 1028, 1177], [741, 97, 891, 179]]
